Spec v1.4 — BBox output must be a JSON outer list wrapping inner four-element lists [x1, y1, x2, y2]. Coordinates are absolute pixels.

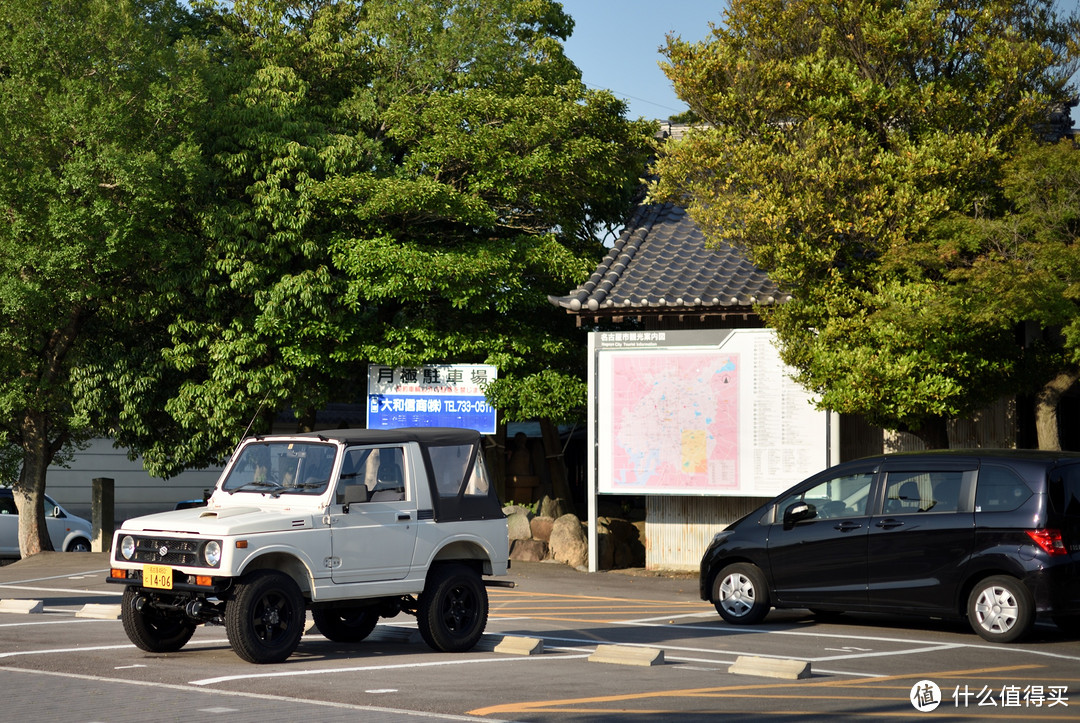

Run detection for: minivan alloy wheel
[[713, 563, 770, 624], [967, 575, 1034, 643]]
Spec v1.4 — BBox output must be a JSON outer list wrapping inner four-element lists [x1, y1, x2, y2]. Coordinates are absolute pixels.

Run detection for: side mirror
[[341, 484, 369, 513], [783, 501, 816, 530], [51, 506, 63, 518]]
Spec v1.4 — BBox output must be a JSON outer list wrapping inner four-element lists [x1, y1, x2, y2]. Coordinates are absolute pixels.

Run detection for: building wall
[[645, 495, 771, 571], [45, 439, 223, 522]]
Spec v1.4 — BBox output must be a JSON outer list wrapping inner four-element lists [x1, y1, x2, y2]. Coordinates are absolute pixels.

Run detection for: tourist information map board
[[591, 329, 832, 497]]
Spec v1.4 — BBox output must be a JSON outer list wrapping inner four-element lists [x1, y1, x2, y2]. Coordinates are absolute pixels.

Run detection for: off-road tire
[[121, 587, 197, 653], [417, 563, 488, 652], [225, 570, 306, 664]]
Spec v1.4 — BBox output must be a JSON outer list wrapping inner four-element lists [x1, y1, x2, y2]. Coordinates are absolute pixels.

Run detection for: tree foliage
[[0, 0, 206, 553], [652, 0, 1078, 446], [941, 138, 1080, 448], [123, 0, 654, 477]]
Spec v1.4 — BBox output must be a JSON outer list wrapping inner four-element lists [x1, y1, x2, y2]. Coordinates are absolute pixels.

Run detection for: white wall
[[45, 439, 224, 522]]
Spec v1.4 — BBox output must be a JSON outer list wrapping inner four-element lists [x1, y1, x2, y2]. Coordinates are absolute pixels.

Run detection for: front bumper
[[107, 567, 231, 595]]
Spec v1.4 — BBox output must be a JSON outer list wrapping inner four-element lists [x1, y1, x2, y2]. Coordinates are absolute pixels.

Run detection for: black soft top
[[289, 427, 482, 447], [273, 427, 501, 522]]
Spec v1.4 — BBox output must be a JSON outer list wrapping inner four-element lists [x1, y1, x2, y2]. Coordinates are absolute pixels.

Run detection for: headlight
[[121, 535, 135, 560], [203, 540, 221, 567]]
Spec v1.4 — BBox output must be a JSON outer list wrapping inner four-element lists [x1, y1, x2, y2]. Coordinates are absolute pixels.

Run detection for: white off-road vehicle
[[107, 428, 509, 664]]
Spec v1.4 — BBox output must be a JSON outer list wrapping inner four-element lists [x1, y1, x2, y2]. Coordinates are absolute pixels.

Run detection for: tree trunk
[[1035, 370, 1080, 451], [15, 413, 56, 557], [539, 417, 575, 515]]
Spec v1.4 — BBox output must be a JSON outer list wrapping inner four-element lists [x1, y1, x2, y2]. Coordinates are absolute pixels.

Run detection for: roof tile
[[550, 203, 783, 316]]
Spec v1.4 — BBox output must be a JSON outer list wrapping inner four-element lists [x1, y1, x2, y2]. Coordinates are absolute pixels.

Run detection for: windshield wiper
[[228, 481, 282, 495]]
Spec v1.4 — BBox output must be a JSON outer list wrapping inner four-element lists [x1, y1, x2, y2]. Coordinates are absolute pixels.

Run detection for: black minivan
[[699, 451, 1080, 642]]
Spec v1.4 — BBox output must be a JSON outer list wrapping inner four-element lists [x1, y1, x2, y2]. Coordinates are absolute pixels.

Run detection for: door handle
[[397, 513, 411, 521], [875, 518, 904, 529], [833, 521, 863, 532]]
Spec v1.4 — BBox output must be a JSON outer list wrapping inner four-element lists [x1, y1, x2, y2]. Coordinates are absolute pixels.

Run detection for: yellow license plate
[[143, 564, 173, 590]]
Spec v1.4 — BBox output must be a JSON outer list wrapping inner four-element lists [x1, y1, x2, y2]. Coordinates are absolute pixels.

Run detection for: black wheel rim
[[251, 589, 295, 643], [441, 582, 478, 632]]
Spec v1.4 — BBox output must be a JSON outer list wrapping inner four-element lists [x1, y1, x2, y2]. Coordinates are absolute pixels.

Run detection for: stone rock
[[538, 495, 571, 520], [594, 516, 646, 569], [509, 538, 549, 562], [529, 515, 554, 543], [549, 513, 588, 569], [502, 504, 534, 520], [594, 520, 615, 570], [506, 510, 533, 542]]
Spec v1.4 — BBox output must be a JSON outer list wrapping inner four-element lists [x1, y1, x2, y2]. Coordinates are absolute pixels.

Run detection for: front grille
[[126, 536, 215, 568]]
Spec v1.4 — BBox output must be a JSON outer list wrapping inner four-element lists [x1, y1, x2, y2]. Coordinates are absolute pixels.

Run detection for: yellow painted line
[[472, 707, 1078, 719], [467, 664, 1051, 717], [490, 589, 699, 604]]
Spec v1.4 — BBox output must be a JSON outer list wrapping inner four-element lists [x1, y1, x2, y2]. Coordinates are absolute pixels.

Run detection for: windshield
[[222, 441, 337, 496]]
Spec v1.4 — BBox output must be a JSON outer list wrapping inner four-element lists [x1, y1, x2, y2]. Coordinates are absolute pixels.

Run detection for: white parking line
[[190, 653, 591, 686], [0, 569, 110, 586], [0, 665, 506, 722], [0, 619, 112, 628], [0, 584, 118, 596], [600, 619, 1080, 662], [0, 638, 230, 658]]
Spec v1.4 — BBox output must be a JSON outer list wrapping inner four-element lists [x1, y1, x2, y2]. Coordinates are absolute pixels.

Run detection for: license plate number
[[143, 564, 173, 590]]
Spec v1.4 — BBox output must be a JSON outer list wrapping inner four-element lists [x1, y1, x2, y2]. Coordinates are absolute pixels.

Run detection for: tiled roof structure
[[550, 202, 786, 325]]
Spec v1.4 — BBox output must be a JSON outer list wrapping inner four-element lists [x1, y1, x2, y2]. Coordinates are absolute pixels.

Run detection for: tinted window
[[975, 464, 1032, 512], [1049, 463, 1080, 518], [777, 472, 874, 520], [883, 471, 964, 514]]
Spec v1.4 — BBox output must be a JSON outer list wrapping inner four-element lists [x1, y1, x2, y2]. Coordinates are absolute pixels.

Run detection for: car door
[[766, 463, 878, 608], [0, 492, 18, 557], [866, 458, 977, 614], [328, 445, 419, 583]]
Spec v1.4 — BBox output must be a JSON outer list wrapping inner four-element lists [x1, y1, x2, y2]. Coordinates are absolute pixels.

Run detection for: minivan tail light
[[1026, 529, 1067, 556]]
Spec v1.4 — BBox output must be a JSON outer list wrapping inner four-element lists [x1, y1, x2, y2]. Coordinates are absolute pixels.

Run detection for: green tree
[[0, 0, 206, 554], [942, 139, 1080, 449], [651, 0, 1078, 447], [133, 0, 653, 476]]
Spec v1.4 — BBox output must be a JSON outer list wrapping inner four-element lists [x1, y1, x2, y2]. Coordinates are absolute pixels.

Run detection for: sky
[[557, 0, 1080, 124], [558, 0, 726, 121]]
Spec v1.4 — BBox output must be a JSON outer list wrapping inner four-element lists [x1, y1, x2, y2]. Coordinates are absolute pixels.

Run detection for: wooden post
[[91, 477, 114, 553]]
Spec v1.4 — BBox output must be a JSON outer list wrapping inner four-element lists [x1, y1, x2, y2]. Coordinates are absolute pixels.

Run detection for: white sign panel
[[593, 329, 829, 497]]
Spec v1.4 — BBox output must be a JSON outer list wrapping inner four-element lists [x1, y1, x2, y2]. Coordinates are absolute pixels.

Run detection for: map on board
[[594, 329, 829, 496], [610, 352, 739, 491]]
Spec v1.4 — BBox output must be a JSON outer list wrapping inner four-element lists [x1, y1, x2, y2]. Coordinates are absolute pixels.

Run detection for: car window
[[975, 464, 1032, 513], [336, 446, 407, 503], [777, 472, 875, 520], [0, 495, 16, 515], [223, 441, 337, 494], [427, 444, 476, 498], [1049, 463, 1080, 517], [883, 470, 965, 514]]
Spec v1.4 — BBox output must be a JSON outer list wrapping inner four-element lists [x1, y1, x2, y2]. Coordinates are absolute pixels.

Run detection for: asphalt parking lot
[[1, 552, 1079, 722]]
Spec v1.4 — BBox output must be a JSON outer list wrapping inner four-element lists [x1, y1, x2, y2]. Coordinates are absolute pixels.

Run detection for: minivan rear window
[[1048, 463, 1080, 518], [975, 464, 1032, 512]]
